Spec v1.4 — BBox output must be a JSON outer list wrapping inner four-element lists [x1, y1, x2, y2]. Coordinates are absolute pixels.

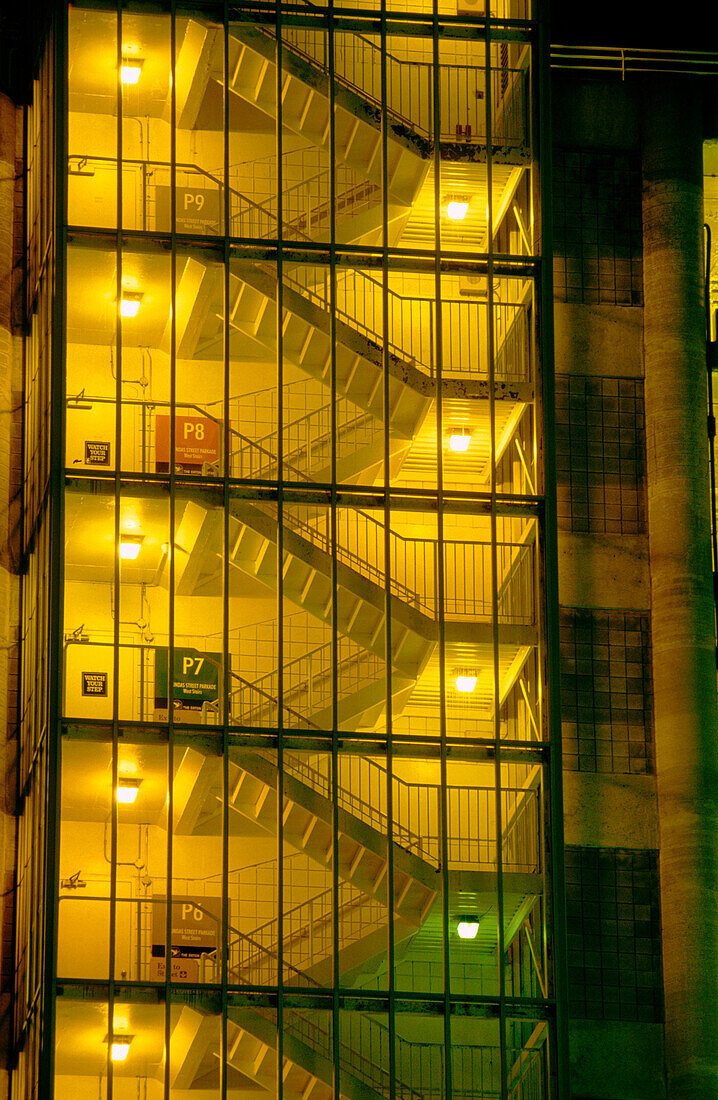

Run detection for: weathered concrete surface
[[557, 533, 650, 609], [569, 1021, 666, 1100], [552, 73, 640, 151], [642, 79, 718, 1099], [554, 303, 644, 378], [0, 91, 21, 1087], [562, 772, 659, 849]]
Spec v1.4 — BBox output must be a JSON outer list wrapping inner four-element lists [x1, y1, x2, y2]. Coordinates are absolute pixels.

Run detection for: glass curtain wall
[[17, 0, 562, 1096]]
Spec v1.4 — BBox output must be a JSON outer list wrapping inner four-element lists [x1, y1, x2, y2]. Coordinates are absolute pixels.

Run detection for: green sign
[[154, 647, 222, 710]]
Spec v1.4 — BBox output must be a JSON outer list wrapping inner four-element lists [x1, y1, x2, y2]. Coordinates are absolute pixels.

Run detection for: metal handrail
[[68, 151, 283, 219], [235, 7, 528, 146], [281, 262, 530, 380]]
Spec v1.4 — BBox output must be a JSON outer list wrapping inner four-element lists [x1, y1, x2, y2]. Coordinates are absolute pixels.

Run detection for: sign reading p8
[[155, 414, 221, 474]]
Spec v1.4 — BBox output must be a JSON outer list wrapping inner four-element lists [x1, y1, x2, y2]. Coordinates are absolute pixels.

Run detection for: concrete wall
[[0, 90, 23, 1082], [552, 70, 666, 1100]]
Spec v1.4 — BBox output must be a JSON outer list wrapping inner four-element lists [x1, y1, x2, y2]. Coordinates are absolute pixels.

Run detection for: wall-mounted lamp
[[117, 778, 142, 805], [119, 292, 143, 318], [120, 57, 144, 84], [119, 534, 144, 560], [105, 1034, 134, 1062]]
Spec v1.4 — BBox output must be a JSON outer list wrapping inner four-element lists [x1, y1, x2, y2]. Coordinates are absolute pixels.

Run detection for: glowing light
[[117, 779, 141, 804], [449, 431, 472, 453], [120, 59, 143, 84], [119, 292, 143, 318], [447, 200, 469, 221], [119, 535, 144, 560], [454, 672, 478, 693], [457, 920, 480, 939], [105, 1034, 134, 1061], [110, 1039, 132, 1062]]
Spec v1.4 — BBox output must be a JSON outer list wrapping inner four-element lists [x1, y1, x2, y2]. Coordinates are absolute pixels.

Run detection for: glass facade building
[[15, 1, 565, 1096]]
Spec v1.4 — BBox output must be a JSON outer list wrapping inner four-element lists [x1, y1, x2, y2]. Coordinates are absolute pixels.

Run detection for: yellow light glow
[[455, 674, 478, 693], [110, 1040, 131, 1062], [119, 293, 142, 318], [449, 432, 471, 453], [120, 60, 143, 84], [447, 200, 469, 221], [117, 780, 141, 804], [457, 920, 479, 939], [119, 536, 143, 560]]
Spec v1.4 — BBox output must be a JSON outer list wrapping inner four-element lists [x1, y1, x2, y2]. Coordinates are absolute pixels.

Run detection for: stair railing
[[280, 751, 435, 864], [231, 638, 386, 727], [227, 666, 322, 731], [281, 502, 535, 625], [282, 263, 531, 381], [232, 10, 528, 146], [507, 1044, 545, 1100], [68, 154, 304, 239], [279, 748, 539, 873], [225, 739, 536, 875], [501, 782, 541, 874], [235, 882, 386, 986], [246, 400, 381, 481]]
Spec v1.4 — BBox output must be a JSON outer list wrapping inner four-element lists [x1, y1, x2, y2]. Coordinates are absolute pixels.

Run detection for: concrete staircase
[[174, 498, 437, 678], [224, 23, 429, 208], [173, 747, 439, 929], [168, 993, 544, 1098], [227, 263, 433, 440], [231, 750, 438, 926], [170, 1000, 410, 1100]]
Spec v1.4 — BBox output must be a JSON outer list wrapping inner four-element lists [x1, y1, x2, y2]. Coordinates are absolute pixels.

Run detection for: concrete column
[[642, 79, 718, 1099]]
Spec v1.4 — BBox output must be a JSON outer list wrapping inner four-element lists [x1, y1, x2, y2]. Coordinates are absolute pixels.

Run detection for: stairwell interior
[[49, 0, 553, 1097]]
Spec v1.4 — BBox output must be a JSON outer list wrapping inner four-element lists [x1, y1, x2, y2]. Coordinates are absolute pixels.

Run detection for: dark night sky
[[550, 0, 716, 50], [0, 1, 716, 101]]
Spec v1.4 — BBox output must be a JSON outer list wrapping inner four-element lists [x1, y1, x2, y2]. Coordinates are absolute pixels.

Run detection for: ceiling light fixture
[[119, 534, 144, 560], [120, 57, 144, 84], [117, 778, 142, 804], [105, 1034, 134, 1062], [454, 669, 478, 693], [446, 198, 469, 221], [119, 292, 143, 318], [449, 430, 472, 453], [456, 917, 480, 939]]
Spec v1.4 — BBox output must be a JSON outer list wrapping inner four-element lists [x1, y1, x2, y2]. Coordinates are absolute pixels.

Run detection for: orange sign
[[155, 414, 221, 472]]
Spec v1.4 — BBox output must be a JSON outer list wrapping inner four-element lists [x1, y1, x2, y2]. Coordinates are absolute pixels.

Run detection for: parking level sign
[[155, 185, 221, 234], [155, 414, 221, 473], [154, 647, 222, 711]]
